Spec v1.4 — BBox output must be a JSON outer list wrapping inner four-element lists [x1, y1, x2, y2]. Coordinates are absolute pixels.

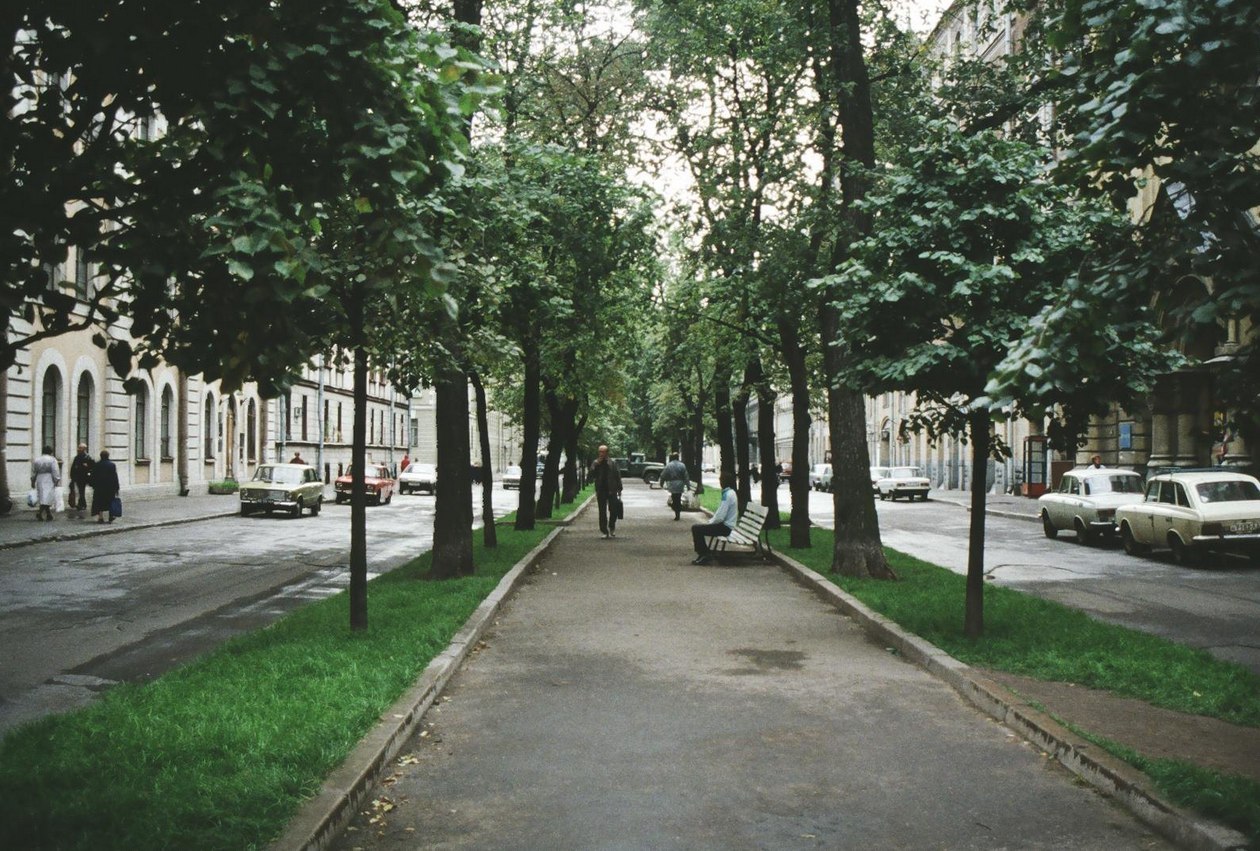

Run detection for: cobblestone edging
[[772, 550, 1249, 851], [271, 494, 594, 851]]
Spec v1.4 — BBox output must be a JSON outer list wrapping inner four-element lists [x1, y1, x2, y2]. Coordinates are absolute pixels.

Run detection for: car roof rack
[[1146, 465, 1254, 476]]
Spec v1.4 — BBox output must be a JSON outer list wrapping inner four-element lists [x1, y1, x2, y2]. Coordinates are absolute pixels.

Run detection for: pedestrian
[[90, 449, 121, 524], [289, 451, 305, 464], [1090, 454, 1105, 469], [691, 472, 738, 565], [30, 445, 61, 521], [660, 453, 689, 520], [591, 444, 623, 539], [400, 452, 411, 473], [68, 442, 95, 518]]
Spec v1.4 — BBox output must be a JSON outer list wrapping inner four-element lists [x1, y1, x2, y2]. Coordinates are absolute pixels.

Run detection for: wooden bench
[[708, 502, 772, 560]]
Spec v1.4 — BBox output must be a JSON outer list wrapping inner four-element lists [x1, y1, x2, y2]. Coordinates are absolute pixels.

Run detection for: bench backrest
[[728, 502, 769, 544]]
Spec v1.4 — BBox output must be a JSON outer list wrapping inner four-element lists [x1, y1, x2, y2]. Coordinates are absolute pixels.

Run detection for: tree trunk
[[821, 0, 892, 579], [514, 339, 540, 530], [779, 323, 811, 548], [691, 397, 704, 494], [470, 370, 496, 549], [733, 364, 753, 511], [828, 388, 894, 578], [349, 290, 369, 631], [562, 411, 584, 503], [714, 365, 735, 486], [431, 373, 474, 577], [0, 368, 10, 515], [754, 361, 780, 529], [964, 409, 990, 638]]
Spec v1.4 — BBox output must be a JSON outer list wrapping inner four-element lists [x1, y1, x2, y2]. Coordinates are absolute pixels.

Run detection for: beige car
[[239, 464, 324, 518], [1038, 467, 1145, 544], [1115, 470, 1260, 565]]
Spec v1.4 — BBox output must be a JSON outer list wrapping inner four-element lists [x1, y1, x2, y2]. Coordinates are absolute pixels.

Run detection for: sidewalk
[[310, 483, 1244, 850], [0, 489, 244, 551], [929, 488, 1042, 522]]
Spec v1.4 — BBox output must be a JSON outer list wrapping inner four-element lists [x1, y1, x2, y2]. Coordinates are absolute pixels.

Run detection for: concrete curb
[[771, 549, 1249, 851], [0, 510, 240, 551], [271, 493, 594, 851]]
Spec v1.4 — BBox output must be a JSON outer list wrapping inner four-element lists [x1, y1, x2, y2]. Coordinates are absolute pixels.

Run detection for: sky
[[891, 0, 953, 34]]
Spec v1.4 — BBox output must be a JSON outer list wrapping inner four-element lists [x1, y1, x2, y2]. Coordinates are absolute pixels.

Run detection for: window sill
[[135, 458, 151, 467]]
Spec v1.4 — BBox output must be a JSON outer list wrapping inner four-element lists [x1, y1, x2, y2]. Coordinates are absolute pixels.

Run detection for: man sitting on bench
[[691, 473, 737, 565]]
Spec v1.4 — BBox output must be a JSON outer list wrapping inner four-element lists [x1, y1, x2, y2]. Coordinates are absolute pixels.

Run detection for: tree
[[830, 121, 1123, 636], [993, 0, 1260, 442]]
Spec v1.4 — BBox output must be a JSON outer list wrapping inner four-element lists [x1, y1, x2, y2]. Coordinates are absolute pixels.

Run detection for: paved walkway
[[329, 484, 1181, 850]]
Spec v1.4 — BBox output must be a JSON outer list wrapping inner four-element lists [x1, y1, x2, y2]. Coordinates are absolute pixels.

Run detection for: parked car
[[876, 466, 930, 501], [1038, 467, 1145, 544], [333, 463, 396, 505], [642, 461, 665, 487], [502, 465, 522, 490], [1115, 470, 1260, 564], [869, 466, 890, 495], [809, 463, 833, 492], [239, 463, 324, 517], [398, 462, 437, 495]]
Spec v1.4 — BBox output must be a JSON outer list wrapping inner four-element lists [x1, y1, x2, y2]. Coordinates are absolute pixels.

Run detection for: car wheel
[[1073, 518, 1094, 546], [291, 500, 302, 518], [1168, 534, 1198, 566], [310, 497, 321, 516], [384, 491, 392, 505], [335, 494, 346, 504], [1041, 511, 1058, 540], [1120, 523, 1148, 556], [240, 505, 252, 517]]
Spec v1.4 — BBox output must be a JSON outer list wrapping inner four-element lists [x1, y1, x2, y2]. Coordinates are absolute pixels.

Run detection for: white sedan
[[1115, 470, 1260, 565], [397, 462, 437, 495], [1038, 467, 1145, 544], [876, 466, 930, 501]]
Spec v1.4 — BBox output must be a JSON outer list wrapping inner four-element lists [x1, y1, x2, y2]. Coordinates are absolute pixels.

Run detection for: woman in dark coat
[[90, 450, 121, 524]]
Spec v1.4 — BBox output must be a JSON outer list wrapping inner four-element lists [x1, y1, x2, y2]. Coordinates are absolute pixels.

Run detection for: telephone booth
[[1021, 435, 1048, 497]]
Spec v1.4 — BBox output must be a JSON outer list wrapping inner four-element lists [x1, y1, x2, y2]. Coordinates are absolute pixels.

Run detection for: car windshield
[[1196, 480, 1260, 504], [253, 466, 303, 485], [406, 463, 436, 474], [890, 468, 920, 478], [1084, 474, 1143, 496], [506, 466, 522, 476]]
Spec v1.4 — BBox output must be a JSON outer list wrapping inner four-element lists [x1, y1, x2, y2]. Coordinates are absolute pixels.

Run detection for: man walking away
[[591, 444, 623, 538], [660, 454, 689, 520], [691, 473, 737, 564]]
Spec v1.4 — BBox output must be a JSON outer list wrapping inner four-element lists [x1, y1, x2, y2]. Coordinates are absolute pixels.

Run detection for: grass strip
[[1061, 720, 1260, 847], [0, 495, 587, 851]]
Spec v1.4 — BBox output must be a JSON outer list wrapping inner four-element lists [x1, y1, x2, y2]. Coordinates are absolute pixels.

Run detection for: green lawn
[[0, 498, 585, 851]]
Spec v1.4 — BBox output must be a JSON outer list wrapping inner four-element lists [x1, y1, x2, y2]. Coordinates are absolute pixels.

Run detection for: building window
[[41, 368, 62, 455], [135, 386, 149, 460], [301, 396, 308, 441], [73, 247, 91, 299], [247, 399, 257, 462], [204, 394, 215, 459], [160, 386, 173, 459], [76, 374, 93, 448]]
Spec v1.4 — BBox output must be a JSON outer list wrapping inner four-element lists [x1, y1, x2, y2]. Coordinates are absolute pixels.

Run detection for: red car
[[334, 463, 396, 506]]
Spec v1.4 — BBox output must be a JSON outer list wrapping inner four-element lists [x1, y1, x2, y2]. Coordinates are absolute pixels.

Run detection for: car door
[[1134, 481, 1163, 544], [1047, 475, 1073, 529], [1165, 482, 1197, 545], [1147, 480, 1185, 547]]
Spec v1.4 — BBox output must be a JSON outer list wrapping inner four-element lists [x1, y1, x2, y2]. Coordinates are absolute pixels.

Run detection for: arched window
[[134, 385, 149, 459], [76, 373, 94, 449], [204, 394, 216, 459], [41, 368, 62, 455], [160, 386, 174, 459]]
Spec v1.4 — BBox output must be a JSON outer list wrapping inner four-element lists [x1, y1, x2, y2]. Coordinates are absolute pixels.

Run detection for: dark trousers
[[596, 491, 617, 535], [69, 481, 88, 510], [668, 490, 682, 518], [692, 522, 730, 555]]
